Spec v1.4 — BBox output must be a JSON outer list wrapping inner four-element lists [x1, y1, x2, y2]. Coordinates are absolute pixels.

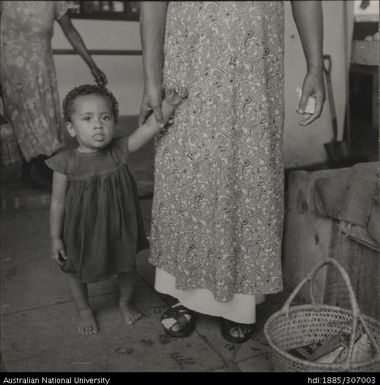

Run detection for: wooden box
[[283, 166, 380, 319], [283, 168, 345, 303]]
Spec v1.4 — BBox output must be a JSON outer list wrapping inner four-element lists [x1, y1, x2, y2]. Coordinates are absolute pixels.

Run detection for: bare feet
[[165, 86, 188, 106], [77, 308, 98, 335], [119, 300, 143, 325]]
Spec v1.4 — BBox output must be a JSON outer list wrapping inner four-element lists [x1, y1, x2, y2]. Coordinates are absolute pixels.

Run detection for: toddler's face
[[66, 94, 115, 153]]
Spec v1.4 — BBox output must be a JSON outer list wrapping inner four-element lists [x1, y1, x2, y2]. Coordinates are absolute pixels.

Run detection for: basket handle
[[281, 258, 380, 365], [282, 258, 360, 315]]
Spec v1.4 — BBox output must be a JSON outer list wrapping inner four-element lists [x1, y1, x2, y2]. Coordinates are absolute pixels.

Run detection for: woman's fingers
[[299, 95, 324, 125], [298, 90, 325, 126], [92, 68, 107, 86], [99, 72, 107, 86], [152, 105, 164, 129], [297, 70, 325, 126], [297, 89, 311, 114], [180, 86, 188, 98], [138, 104, 151, 126]]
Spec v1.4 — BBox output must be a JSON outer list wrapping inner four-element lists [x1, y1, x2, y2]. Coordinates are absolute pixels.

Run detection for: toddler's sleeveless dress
[[46, 137, 148, 283]]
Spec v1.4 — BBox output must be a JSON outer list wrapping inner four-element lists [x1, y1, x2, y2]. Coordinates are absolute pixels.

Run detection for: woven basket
[[264, 258, 380, 372]]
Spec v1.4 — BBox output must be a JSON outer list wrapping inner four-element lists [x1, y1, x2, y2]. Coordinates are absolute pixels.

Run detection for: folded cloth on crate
[[314, 162, 380, 250], [338, 221, 379, 252]]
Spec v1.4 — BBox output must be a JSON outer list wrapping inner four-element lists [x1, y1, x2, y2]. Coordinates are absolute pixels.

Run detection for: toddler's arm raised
[[128, 86, 188, 153]]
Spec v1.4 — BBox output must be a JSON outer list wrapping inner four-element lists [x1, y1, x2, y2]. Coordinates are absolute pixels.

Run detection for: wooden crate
[[283, 166, 380, 318], [283, 168, 346, 303]]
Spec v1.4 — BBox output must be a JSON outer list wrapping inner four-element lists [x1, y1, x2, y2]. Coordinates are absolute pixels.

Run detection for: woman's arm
[[49, 172, 67, 266], [57, 13, 107, 86], [138, 1, 168, 128], [291, 1, 325, 125]]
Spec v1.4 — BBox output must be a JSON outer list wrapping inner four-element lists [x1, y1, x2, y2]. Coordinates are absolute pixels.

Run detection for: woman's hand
[[51, 239, 66, 266], [138, 84, 164, 128], [297, 67, 325, 126], [58, 13, 108, 87], [90, 66, 108, 87]]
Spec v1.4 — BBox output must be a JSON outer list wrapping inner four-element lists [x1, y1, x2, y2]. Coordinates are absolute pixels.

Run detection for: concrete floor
[[1, 206, 289, 373], [0, 117, 288, 373]]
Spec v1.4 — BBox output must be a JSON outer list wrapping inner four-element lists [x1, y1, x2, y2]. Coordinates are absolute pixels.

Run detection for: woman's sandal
[[220, 319, 255, 344], [160, 304, 197, 338]]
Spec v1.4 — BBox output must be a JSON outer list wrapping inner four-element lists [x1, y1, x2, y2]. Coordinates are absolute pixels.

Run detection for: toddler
[[46, 84, 187, 335]]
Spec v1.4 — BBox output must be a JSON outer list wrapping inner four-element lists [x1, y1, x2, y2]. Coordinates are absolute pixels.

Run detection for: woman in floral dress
[[0, 1, 106, 182], [139, 1, 325, 343]]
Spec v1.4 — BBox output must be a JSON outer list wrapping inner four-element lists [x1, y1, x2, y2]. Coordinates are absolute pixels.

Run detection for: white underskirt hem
[[154, 268, 265, 324]]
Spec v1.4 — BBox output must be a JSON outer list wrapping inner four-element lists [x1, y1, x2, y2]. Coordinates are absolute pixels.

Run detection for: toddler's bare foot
[[119, 300, 142, 325], [77, 308, 98, 335], [165, 86, 188, 106]]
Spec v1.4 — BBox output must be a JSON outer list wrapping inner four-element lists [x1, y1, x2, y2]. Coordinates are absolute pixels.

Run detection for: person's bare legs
[[118, 271, 142, 324], [66, 273, 98, 335]]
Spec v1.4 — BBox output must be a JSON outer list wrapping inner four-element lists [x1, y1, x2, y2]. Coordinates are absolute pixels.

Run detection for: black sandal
[[160, 304, 197, 338], [220, 319, 255, 344]]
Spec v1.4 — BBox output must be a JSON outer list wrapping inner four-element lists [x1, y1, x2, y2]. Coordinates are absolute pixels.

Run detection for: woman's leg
[[118, 271, 142, 324], [66, 273, 98, 335]]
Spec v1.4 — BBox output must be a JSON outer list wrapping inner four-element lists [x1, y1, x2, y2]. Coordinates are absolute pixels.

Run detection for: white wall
[[354, 0, 379, 21], [52, 1, 354, 168], [52, 20, 143, 116]]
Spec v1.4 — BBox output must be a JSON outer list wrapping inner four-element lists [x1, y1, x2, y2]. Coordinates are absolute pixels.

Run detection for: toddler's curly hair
[[63, 84, 119, 123]]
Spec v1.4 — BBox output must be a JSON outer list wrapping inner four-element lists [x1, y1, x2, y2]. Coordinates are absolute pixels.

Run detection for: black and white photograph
[[0, 0, 379, 377]]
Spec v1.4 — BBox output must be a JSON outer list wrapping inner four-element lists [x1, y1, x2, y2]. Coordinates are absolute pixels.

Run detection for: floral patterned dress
[[150, 1, 285, 321], [0, 1, 68, 161]]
